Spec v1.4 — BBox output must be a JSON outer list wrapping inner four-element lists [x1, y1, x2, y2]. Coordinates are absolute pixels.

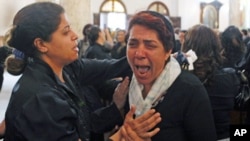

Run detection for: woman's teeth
[[136, 66, 150, 73]]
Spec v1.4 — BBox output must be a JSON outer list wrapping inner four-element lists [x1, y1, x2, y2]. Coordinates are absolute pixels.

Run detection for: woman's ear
[[165, 49, 172, 61], [34, 38, 48, 53]]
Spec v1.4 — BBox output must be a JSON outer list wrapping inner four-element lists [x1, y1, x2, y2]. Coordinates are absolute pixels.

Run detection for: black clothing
[[243, 36, 250, 46], [111, 43, 126, 59], [84, 43, 112, 59], [83, 42, 125, 140], [237, 42, 250, 124], [173, 40, 181, 53], [4, 58, 130, 141], [122, 71, 217, 141], [204, 68, 240, 139]]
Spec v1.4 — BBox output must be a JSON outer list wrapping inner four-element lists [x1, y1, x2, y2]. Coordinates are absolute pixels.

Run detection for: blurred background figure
[[174, 29, 187, 53], [78, 23, 92, 58], [84, 25, 113, 59], [221, 26, 246, 69], [181, 24, 239, 140], [241, 29, 250, 46], [111, 29, 127, 59], [0, 34, 13, 92]]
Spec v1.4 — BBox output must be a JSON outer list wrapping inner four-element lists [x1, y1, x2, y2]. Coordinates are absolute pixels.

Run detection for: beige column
[[60, 0, 91, 38], [229, 0, 241, 27]]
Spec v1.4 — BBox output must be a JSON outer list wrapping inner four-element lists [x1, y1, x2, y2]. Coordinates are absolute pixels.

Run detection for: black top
[[111, 43, 126, 59], [84, 43, 112, 60], [4, 57, 130, 141], [124, 70, 217, 141], [205, 68, 240, 139]]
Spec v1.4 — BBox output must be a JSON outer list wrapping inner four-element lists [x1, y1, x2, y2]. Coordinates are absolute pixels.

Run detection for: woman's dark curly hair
[[220, 25, 246, 68], [182, 24, 223, 82]]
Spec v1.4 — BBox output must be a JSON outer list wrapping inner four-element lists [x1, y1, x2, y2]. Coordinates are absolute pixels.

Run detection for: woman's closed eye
[[128, 41, 138, 48]]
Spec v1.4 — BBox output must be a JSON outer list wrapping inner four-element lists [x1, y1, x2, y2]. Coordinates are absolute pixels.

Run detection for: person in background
[[2, 2, 161, 141], [84, 25, 113, 59], [178, 30, 187, 46], [221, 26, 250, 126], [111, 29, 127, 59], [173, 29, 187, 55], [78, 23, 92, 58], [173, 27, 180, 53], [103, 27, 114, 50], [241, 29, 250, 46], [83, 27, 128, 141], [0, 33, 13, 91], [76, 23, 115, 141], [123, 11, 216, 141], [180, 24, 240, 141], [221, 26, 246, 69]]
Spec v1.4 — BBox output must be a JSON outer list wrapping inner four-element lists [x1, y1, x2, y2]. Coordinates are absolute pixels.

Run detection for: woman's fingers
[[136, 112, 161, 131], [124, 105, 136, 122], [122, 124, 143, 141], [123, 107, 162, 139], [113, 77, 130, 109], [131, 111, 161, 138], [126, 108, 161, 131]]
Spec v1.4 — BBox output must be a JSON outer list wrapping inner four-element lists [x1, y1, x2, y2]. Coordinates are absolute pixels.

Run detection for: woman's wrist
[[109, 128, 122, 141]]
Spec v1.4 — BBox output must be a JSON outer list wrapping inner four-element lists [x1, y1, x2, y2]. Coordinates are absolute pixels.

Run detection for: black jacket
[[84, 43, 112, 60], [205, 68, 240, 139], [4, 57, 131, 141]]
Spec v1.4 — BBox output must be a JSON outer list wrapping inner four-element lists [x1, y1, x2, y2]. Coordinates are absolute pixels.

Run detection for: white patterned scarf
[[129, 56, 181, 117]]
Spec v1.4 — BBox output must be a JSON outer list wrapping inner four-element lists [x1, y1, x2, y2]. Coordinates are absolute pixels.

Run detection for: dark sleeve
[[93, 48, 112, 60], [14, 90, 79, 141], [85, 46, 112, 60], [71, 57, 132, 85], [90, 103, 124, 133], [183, 82, 217, 141], [94, 79, 121, 101]]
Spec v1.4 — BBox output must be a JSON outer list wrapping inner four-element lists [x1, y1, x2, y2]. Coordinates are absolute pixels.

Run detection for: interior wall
[[178, 0, 200, 30], [0, 0, 35, 35], [219, 1, 230, 31]]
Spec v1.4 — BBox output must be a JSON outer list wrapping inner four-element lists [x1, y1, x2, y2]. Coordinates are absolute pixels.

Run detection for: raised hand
[[113, 77, 129, 110], [121, 105, 161, 141]]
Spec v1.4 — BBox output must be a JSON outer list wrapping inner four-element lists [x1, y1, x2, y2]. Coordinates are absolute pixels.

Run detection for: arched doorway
[[148, 1, 170, 16], [94, 0, 127, 31], [147, 1, 181, 28]]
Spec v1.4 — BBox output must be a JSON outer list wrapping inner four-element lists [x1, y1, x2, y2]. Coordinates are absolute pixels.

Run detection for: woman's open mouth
[[135, 65, 150, 75]]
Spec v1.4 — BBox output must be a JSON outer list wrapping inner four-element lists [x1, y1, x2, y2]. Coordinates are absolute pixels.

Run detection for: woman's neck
[[96, 38, 104, 46], [142, 85, 151, 99], [42, 57, 65, 83], [51, 65, 64, 83]]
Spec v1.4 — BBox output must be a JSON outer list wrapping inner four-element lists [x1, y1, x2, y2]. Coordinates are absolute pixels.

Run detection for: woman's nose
[[72, 32, 78, 41], [135, 49, 146, 58]]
